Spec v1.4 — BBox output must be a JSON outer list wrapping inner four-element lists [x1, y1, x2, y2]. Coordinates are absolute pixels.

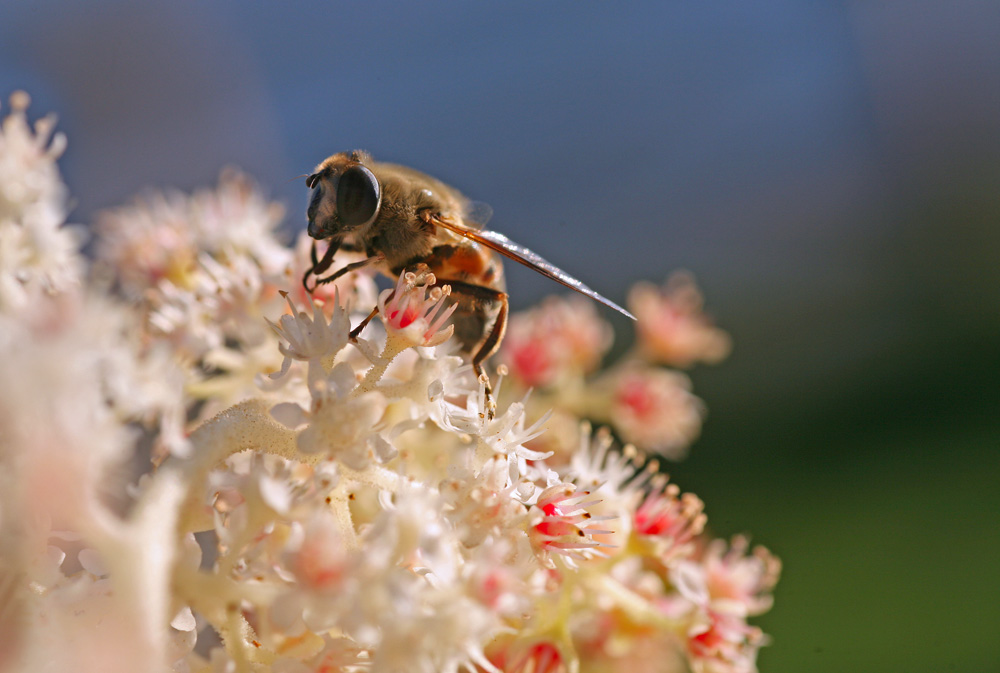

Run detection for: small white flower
[[564, 422, 639, 494], [375, 341, 471, 427], [272, 362, 387, 468], [267, 290, 350, 388], [440, 456, 526, 548], [378, 266, 457, 348], [369, 482, 462, 583], [447, 392, 553, 469]]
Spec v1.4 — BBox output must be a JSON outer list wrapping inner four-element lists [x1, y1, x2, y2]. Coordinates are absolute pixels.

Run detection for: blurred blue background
[[3, 2, 998, 671]]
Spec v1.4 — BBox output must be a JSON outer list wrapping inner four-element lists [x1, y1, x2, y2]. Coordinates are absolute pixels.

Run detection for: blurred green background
[[3, 2, 998, 671]]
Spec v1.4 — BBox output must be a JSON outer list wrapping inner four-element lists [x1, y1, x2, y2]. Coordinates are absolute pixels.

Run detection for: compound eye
[[305, 173, 319, 189], [337, 165, 381, 227]]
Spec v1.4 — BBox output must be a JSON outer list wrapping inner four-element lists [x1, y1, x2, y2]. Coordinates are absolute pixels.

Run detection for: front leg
[[303, 239, 340, 291], [314, 254, 383, 287], [303, 244, 383, 293]]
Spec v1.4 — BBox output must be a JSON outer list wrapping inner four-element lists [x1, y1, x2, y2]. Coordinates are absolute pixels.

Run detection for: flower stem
[[356, 333, 407, 394]]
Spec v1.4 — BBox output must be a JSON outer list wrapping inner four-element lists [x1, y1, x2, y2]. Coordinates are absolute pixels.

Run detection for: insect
[[303, 150, 634, 410]]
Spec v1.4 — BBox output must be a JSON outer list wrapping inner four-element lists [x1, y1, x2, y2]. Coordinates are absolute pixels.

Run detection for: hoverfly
[[303, 151, 634, 408]]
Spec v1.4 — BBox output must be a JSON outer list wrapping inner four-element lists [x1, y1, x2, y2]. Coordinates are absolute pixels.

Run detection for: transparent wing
[[462, 200, 493, 231], [431, 216, 636, 320]]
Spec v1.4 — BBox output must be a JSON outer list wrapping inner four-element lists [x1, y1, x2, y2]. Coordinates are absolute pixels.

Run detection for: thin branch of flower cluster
[[0, 94, 779, 673]]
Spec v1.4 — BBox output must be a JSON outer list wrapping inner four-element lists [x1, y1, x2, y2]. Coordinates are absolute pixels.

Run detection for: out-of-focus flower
[[270, 635, 369, 673], [286, 510, 351, 590], [576, 621, 689, 673], [500, 295, 612, 388], [700, 536, 782, 618], [96, 169, 289, 299], [667, 537, 780, 673], [94, 187, 199, 297], [148, 250, 275, 360], [633, 474, 707, 565], [0, 92, 83, 312], [628, 272, 731, 368], [489, 639, 568, 673], [606, 366, 705, 460], [460, 535, 537, 620], [368, 481, 462, 581], [498, 272, 725, 463]]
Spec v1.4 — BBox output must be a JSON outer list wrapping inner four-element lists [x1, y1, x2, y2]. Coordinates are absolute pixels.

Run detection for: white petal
[[170, 606, 197, 632], [328, 361, 358, 396], [670, 560, 709, 606], [427, 378, 444, 402], [270, 402, 307, 429], [46, 545, 66, 568], [371, 435, 398, 463], [78, 548, 108, 576], [259, 475, 292, 514]]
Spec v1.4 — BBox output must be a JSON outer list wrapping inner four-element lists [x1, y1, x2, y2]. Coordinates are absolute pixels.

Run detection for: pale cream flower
[[667, 536, 780, 673], [96, 169, 289, 299], [701, 536, 781, 618], [271, 362, 388, 469], [266, 290, 351, 388], [607, 366, 705, 459], [440, 456, 526, 548], [500, 295, 612, 389], [628, 272, 732, 368], [0, 92, 83, 312]]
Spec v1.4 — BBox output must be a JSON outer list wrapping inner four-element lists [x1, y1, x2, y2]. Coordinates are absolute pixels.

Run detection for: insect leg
[[350, 306, 380, 341], [303, 239, 340, 291], [436, 279, 509, 419], [350, 264, 432, 341], [316, 255, 381, 285], [306, 253, 384, 294]]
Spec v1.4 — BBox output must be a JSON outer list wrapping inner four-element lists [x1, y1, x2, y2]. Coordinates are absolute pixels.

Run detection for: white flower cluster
[[0, 95, 779, 673], [0, 92, 83, 310]]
